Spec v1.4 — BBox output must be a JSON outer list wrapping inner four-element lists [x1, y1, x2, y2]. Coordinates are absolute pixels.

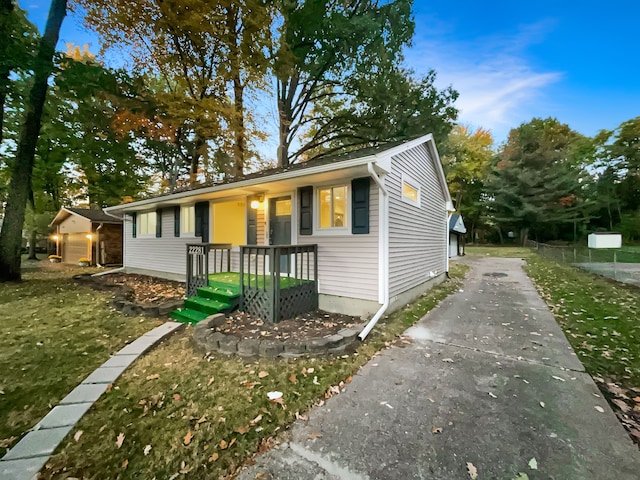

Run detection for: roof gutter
[[358, 162, 389, 340]]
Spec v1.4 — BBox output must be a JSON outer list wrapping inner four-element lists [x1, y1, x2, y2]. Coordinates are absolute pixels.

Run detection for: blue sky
[[24, 0, 640, 146]]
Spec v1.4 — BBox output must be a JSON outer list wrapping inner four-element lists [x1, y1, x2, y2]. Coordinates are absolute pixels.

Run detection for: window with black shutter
[[351, 177, 370, 234], [298, 186, 313, 235]]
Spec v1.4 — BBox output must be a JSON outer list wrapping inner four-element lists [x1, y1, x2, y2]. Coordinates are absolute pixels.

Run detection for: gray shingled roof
[[66, 208, 123, 223]]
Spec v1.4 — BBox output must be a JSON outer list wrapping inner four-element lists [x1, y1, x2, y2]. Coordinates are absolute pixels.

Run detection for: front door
[[269, 196, 292, 273]]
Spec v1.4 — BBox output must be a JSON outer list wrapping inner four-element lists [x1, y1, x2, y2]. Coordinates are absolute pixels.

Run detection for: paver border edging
[[192, 314, 363, 358], [0, 322, 184, 480]]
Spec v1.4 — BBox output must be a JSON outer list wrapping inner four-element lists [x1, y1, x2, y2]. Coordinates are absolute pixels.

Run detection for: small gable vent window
[[138, 211, 157, 236], [181, 205, 195, 235], [401, 175, 420, 207]]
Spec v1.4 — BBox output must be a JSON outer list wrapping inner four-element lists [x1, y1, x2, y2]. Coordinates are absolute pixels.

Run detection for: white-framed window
[[401, 174, 421, 207], [139, 211, 156, 236], [181, 205, 195, 235], [318, 184, 348, 230]]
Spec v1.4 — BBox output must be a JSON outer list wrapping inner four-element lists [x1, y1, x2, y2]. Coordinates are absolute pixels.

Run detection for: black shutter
[[351, 177, 370, 234], [174, 206, 180, 237], [155, 209, 162, 237], [195, 201, 209, 242], [298, 186, 313, 235], [247, 198, 258, 244], [131, 212, 137, 238]]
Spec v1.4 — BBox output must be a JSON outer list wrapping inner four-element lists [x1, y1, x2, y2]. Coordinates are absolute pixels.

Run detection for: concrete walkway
[[0, 321, 182, 480], [237, 257, 640, 480]]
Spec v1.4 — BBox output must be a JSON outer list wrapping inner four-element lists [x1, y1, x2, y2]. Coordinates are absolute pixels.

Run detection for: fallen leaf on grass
[[612, 399, 630, 412], [267, 391, 283, 400], [258, 371, 269, 378], [143, 444, 152, 455], [74, 430, 83, 442], [146, 374, 160, 380], [528, 457, 538, 470], [173, 393, 181, 401], [229, 437, 237, 447], [121, 459, 129, 469], [183, 431, 193, 446], [220, 440, 228, 449], [208, 377, 215, 386], [208, 452, 219, 462], [116, 433, 125, 449], [251, 414, 263, 425], [313, 376, 319, 385], [289, 374, 298, 384], [295, 411, 308, 421], [0, 436, 17, 449], [467, 462, 478, 479], [236, 425, 250, 434]]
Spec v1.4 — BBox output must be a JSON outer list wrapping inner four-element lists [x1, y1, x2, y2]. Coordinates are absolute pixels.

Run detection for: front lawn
[[0, 263, 162, 453], [40, 264, 469, 479], [525, 255, 640, 443]]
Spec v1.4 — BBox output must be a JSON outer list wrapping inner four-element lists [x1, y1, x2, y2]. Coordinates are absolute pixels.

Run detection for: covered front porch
[[171, 244, 318, 324]]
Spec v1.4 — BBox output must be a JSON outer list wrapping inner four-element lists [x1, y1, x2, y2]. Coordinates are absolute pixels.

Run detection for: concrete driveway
[[237, 257, 640, 480]]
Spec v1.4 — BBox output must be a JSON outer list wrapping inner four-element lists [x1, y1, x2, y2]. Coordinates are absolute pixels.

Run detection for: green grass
[[465, 245, 534, 258], [40, 264, 469, 479], [0, 263, 162, 452], [524, 255, 640, 386]]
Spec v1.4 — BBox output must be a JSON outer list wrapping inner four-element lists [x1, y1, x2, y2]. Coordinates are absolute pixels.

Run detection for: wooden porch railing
[[240, 245, 318, 322], [185, 243, 232, 297]]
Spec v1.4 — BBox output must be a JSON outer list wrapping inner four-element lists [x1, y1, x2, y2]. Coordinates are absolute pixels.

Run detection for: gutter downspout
[[359, 163, 389, 340], [96, 223, 104, 267], [446, 213, 452, 278], [91, 266, 124, 277]]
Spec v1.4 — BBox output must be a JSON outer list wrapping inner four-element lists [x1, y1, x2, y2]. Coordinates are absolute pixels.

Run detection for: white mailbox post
[[588, 232, 622, 280]]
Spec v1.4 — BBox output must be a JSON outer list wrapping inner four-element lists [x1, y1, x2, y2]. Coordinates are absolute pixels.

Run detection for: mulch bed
[[96, 273, 185, 305], [217, 310, 361, 341]]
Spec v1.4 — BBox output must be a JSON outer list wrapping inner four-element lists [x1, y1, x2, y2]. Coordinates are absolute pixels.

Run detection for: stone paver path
[[0, 322, 182, 480], [237, 257, 640, 479]]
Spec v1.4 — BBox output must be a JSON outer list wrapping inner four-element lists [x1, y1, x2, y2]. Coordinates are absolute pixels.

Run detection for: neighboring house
[[449, 213, 467, 258], [104, 134, 454, 329], [49, 208, 123, 265]]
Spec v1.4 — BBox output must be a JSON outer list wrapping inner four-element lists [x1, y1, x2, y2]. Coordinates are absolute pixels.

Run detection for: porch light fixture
[[52, 234, 59, 241], [250, 194, 265, 210], [86, 234, 92, 240]]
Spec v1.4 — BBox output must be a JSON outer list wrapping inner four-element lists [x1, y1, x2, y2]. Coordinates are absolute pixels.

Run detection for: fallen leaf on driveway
[[488, 392, 497, 398], [183, 431, 193, 446], [551, 375, 565, 382], [442, 358, 454, 363], [74, 430, 83, 442], [116, 433, 125, 449], [143, 444, 152, 455], [594, 406, 605, 413], [528, 458, 538, 470], [308, 432, 322, 440], [539, 401, 545, 408], [431, 426, 443, 434], [467, 462, 478, 479]]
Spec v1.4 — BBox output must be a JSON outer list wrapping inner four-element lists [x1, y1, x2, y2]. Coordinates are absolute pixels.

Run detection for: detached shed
[[49, 208, 123, 265], [449, 213, 467, 258]]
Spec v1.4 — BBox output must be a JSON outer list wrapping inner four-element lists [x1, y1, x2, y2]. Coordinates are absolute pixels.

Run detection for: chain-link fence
[[528, 240, 640, 287]]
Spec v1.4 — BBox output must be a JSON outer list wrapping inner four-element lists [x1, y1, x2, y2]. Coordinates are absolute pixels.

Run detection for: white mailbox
[[588, 232, 622, 249]]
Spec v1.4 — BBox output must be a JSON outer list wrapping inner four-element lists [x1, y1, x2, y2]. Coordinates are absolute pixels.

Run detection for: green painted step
[[198, 285, 240, 303], [170, 308, 209, 325], [208, 281, 242, 297], [185, 296, 231, 315]]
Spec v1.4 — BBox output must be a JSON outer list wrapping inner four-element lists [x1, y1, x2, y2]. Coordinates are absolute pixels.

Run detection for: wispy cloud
[[405, 19, 563, 142]]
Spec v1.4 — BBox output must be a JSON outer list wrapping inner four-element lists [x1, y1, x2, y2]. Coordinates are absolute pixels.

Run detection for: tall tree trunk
[[276, 75, 298, 167], [27, 229, 37, 260], [232, 75, 245, 178], [0, 0, 15, 146], [0, 0, 67, 282]]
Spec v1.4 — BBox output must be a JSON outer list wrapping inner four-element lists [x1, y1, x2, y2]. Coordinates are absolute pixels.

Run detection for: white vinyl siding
[[298, 182, 378, 301], [124, 210, 203, 277], [388, 143, 447, 298]]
